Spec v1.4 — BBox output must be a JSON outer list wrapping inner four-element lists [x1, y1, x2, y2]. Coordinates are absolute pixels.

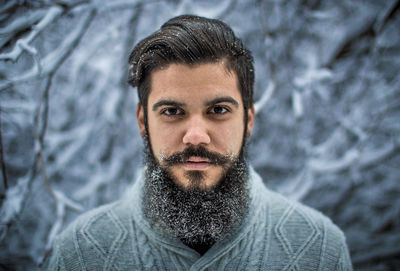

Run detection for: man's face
[[137, 62, 254, 190]]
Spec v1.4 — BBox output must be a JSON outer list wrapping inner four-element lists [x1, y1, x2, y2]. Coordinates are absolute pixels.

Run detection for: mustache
[[162, 146, 232, 167]]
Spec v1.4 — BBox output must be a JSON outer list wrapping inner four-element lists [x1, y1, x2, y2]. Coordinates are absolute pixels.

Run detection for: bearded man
[[48, 15, 353, 270]]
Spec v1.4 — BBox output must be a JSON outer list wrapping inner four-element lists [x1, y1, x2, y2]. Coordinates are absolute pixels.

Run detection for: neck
[[183, 240, 213, 255]]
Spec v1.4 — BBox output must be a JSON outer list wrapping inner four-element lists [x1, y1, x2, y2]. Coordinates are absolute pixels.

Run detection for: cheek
[[211, 123, 244, 153], [148, 122, 181, 153]]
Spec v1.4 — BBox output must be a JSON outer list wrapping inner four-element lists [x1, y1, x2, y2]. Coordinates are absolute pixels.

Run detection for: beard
[[142, 139, 250, 248]]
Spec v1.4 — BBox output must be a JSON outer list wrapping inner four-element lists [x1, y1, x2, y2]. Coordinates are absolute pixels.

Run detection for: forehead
[[149, 62, 242, 104]]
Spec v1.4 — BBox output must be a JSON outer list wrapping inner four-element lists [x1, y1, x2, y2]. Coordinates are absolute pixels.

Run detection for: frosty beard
[[142, 138, 249, 250]]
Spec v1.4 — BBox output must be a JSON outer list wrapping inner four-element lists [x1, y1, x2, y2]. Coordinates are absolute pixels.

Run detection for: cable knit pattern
[[47, 168, 353, 271]]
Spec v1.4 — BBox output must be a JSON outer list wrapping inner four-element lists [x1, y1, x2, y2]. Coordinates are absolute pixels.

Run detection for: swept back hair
[[128, 15, 254, 112]]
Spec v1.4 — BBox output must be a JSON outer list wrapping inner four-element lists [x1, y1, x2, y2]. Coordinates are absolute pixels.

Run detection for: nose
[[182, 117, 211, 146]]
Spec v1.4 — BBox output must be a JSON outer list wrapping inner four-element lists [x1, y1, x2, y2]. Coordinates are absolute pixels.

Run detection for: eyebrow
[[152, 96, 240, 111], [205, 97, 239, 108], [152, 100, 185, 111]]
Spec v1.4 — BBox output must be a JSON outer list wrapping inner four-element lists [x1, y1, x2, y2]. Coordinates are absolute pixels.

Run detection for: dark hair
[[128, 15, 254, 112]]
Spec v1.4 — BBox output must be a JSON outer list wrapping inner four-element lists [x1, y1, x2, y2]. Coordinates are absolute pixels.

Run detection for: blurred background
[[0, 0, 399, 270]]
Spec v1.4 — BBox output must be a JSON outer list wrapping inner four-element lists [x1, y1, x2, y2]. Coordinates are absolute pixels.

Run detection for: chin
[[166, 168, 216, 191]]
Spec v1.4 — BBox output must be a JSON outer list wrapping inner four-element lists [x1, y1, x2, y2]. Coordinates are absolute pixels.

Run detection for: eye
[[161, 107, 184, 116], [209, 105, 229, 114]]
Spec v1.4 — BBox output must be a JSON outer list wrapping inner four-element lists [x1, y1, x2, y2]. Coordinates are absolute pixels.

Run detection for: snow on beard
[[142, 138, 250, 246]]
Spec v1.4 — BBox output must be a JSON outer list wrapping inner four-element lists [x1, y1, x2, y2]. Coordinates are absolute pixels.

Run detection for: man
[[48, 15, 352, 270]]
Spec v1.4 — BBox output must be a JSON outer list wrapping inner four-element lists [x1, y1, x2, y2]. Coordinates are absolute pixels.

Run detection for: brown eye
[[209, 105, 229, 114], [162, 107, 183, 116]]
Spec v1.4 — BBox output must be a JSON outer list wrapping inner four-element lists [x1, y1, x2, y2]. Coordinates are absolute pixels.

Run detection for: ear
[[246, 105, 255, 138], [136, 104, 146, 138]]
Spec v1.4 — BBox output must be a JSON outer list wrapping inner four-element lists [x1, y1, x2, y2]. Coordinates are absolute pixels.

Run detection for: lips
[[183, 156, 210, 170]]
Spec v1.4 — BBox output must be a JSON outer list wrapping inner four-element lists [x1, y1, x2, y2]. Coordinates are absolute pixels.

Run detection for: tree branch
[[0, 7, 97, 91], [254, 0, 278, 115], [0, 5, 97, 232], [0, 9, 46, 36], [0, 0, 18, 16], [216, 0, 237, 20], [374, 0, 400, 34], [323, 13, 377, 67], [0, 108, 8, 191], [352, 236, 400, 266], [35, 76, 56, 199], [39, 188, 84, 267], [308, 141, 398, 173], [0, 74, 53, 241], [98, 0, 159, 12], [254, 81, 276, 115], [0, 6, 64, 62]]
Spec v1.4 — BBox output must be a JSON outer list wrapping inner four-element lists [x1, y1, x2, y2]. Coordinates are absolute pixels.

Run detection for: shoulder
[[251, 170, 352, 269], [48, 200, 134, 270], [60, 200, 130, 239], [251, 169, 346, 246], [270, 189, 343, 235], [264, 186, 348, 249]]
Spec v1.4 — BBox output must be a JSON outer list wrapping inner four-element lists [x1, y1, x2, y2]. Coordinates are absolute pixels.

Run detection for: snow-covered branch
[[0, 109, 8, 190], [254, 81, 276, 115], [254, 0, 278, 115], [374, 0, 400, 34], [0, 9, 46, 36], [0, 6, 63, 62], [0, 7, 96, 91], [308, 149, 360, 173], [0, 0, 18, 16], [308, 141, 398, 173], [0, 73, 53, 241], [40, 188, 84, 266], [279, 168, 315, 201], [173, 0, 236, 18], [323, 12, 377, 66], [352, 234, 400, 266]]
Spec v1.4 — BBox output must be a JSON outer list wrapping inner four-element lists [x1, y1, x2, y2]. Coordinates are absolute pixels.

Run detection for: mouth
[[183, 156, 211, 170]]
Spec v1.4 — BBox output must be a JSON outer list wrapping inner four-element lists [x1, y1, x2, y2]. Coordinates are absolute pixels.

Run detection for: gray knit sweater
[[48, 168, 353, 270]]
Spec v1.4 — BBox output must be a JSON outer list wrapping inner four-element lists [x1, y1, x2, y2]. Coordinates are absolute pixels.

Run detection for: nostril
[[182, 127, 211, 145]]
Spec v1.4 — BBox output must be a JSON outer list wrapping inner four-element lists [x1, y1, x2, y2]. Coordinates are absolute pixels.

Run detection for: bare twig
[[35, 76, 56, 198], [36, 76, 51, 146], [0, 108, 8, 190]]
